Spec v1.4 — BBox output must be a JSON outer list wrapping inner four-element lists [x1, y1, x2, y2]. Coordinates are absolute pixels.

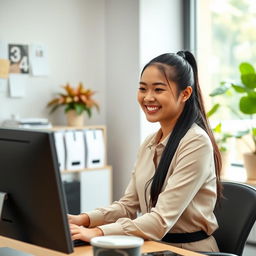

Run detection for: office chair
[[201, 181, 256, 256]]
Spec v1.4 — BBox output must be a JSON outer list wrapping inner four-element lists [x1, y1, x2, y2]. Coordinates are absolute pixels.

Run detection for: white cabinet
[[80, 168, 112, 212], [51, 125, 112, 214]]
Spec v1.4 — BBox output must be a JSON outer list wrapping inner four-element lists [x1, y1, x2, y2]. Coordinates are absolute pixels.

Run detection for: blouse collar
[[147, 129, 171, 149]]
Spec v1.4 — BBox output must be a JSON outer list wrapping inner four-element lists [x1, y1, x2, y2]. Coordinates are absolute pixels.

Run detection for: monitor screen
[[0, 128, 73, 254]]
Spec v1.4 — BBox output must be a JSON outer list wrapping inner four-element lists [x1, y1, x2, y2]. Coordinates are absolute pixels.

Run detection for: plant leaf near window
[[209, 62, 256, 154], [207, 104, 234, 152]]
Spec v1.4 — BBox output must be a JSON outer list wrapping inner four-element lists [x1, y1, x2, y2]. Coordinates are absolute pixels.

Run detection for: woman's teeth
[[146, 106, 159, 111]]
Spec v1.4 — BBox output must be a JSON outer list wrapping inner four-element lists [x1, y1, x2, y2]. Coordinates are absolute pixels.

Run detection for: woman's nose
[[144, 91, 155, 102]]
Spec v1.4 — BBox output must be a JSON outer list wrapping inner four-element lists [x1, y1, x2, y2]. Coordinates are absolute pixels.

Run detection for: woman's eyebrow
[[139, 81, 167, 86]]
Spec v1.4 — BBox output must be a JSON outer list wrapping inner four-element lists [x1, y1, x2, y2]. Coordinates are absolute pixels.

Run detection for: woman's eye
[[155, 88, 164, 92], [138, 87, 146, 91]]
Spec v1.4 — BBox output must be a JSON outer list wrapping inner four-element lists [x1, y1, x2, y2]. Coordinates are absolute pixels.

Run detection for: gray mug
[[90, 235, 144, 256]]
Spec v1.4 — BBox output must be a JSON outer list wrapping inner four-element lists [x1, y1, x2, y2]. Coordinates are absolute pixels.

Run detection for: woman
[[69, 51, 222, 252]]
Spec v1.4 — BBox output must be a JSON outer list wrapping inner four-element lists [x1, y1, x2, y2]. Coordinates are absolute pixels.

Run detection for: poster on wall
[[8, 44, 29, 74], [30, 44, 49, 76]]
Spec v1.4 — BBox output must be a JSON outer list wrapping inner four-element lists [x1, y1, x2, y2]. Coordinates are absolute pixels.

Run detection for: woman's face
[[137, 65, 188, 128]]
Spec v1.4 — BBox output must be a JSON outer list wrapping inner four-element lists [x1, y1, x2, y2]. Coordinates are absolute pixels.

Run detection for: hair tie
[[176, 51, 186, 59]]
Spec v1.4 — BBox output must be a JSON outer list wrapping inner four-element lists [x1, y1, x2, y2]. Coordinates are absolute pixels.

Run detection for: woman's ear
[[181, 86, 193, 102]]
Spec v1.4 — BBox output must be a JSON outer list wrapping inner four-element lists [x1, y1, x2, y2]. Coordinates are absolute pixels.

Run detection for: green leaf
[[74, 103, 85, 115], [241, 73, 256, 89], [210, 84, 230, 96], [239, 96, 256, 114], [213, 123, 222, 133], [239, 62, 255, 75], [87, 107, 92, 118], [219, 146, 227, 152], [207, 104, 220, 117], [64, 105, 74, 113], [234, 130, 249, 138], [49, 104, 61, 114], [223, 133, 233, 140], [248, 91, 256, 98], [231, 84, 246, 93], [252, 128, 256, 137]]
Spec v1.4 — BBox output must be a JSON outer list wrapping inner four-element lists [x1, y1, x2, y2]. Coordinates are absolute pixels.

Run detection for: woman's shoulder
[[175, 123, 213, 158], [182, 123, 211, 145]]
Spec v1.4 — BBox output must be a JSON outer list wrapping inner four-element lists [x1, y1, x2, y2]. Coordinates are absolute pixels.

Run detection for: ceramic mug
[[90, 235, 144, 256]]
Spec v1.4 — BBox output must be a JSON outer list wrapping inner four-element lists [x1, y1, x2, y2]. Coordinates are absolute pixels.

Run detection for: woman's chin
[[145, 116, 159, 123]]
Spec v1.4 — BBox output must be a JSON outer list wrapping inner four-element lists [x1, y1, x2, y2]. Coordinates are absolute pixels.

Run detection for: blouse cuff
[[99, 222, 126, 236], [86, 210, 105, 228]]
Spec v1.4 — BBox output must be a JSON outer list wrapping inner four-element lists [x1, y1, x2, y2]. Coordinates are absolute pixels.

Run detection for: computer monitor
[[0, 128, 73, 254]]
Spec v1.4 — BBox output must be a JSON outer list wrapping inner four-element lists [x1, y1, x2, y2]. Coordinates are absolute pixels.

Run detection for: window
[[196, 0, 256, 164], [197, 0, 256, 116]]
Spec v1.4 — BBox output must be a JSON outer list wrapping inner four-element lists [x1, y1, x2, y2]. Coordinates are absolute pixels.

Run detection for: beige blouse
[[87, 123, 218, 246]]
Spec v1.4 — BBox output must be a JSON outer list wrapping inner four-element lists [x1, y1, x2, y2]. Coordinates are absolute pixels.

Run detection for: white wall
[[0, 0, 184, 201], [0, 0, 106, 125], [105, 0, 184, 200], [139, 0, 183, 142], [105, 0, 140, 200]]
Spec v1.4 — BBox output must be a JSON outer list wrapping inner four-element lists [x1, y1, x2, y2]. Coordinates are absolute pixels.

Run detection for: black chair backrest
[[213, 182, 256, 256]]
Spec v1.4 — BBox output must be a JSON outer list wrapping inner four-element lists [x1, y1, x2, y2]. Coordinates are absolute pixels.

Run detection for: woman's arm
[[68, 213, 90, 227], [68, 170, 141, 242]]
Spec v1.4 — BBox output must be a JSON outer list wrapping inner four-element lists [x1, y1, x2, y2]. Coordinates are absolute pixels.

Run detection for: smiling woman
[[68, 51, 222, 253], [138, 65, 192, 139]]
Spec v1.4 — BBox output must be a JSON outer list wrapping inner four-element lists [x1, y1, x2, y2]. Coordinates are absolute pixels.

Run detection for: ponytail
[[183, 51, 222, 201]]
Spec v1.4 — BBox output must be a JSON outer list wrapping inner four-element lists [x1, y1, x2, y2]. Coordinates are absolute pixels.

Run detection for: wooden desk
[[0, 236, 204, 256]]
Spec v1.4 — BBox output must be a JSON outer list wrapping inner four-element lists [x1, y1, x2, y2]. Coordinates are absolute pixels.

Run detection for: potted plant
[[210, 62, 256, 180], [47, 82, 99, 126]]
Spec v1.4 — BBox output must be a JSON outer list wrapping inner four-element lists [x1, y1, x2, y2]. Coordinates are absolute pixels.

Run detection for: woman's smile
[[144, 105, 161, 114]]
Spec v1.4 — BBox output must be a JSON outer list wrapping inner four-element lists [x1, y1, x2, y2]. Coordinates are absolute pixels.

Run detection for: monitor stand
[[0, 247, 33, 256]]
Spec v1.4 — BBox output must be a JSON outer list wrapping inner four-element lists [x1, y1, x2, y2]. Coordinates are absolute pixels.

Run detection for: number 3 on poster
[[8, 44, 29, 74]]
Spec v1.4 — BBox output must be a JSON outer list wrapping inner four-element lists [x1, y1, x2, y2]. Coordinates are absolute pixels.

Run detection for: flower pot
[[66, 110, 84, 126], [243, 152, 256, 180]]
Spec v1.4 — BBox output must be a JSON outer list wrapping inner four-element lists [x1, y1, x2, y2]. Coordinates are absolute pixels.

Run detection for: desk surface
[[0, 236, 204, 256]]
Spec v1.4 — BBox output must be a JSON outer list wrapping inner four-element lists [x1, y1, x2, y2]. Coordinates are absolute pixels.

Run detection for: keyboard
[[73, 239, 90, 247]]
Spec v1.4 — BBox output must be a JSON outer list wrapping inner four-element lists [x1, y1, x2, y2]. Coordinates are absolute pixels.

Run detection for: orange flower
[[47, 82, 99, 117]]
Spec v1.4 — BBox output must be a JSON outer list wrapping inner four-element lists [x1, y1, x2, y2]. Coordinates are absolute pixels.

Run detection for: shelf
[[49, 125, 106, 131], [60, 165, 112, 174]]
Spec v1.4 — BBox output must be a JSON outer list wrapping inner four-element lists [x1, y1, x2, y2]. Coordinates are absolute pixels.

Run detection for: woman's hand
[[68, 213, 90, 227], [69, 224, 103, 242]]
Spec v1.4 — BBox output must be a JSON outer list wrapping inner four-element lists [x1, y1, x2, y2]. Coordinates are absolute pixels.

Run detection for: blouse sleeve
[[96, 132, 215, 240]]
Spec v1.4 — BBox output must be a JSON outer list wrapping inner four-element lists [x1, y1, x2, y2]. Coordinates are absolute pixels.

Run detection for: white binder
[[53, 131, 66, 171], [85, 129, 105, 168], [65, 130, 85, 170]]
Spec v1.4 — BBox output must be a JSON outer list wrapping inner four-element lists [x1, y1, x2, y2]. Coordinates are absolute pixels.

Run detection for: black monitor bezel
[[0, 128, 73, 253]]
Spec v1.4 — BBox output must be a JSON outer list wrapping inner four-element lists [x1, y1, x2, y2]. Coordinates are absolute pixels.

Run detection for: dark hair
[[142, 51, 222, 209]]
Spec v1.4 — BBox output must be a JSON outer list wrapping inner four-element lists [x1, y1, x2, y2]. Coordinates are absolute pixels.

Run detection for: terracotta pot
[[66, 110, 84, 126], [243, 152, 256, 180]]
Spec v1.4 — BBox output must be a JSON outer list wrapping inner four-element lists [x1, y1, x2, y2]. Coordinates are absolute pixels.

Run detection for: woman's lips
[[145, 105, 161, 114]]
